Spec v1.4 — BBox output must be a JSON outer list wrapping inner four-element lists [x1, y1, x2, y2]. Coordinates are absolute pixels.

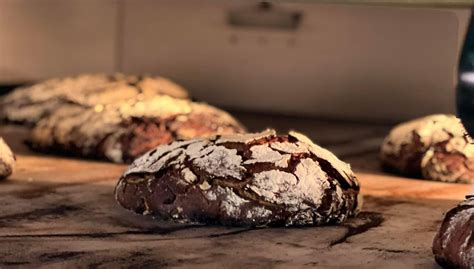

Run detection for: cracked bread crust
[[432, 198, 473, 269], [421, 137, 474, 184], [28, 95, 246, 163], [380, 114, 470, 179], [115, 130, 361, 227], [0, 73, 189, 125], [0, 137, 15, 180]]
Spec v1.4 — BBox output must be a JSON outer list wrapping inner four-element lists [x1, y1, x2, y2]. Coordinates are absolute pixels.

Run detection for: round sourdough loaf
[[432, 197, 473, 269], [28, 95, 245, 163], [421, 136, 474, 184], [0, 73, 189, 125], [380, 114, 469, 179], [0, 137, 15, 180], [115, 130, 362, 226]]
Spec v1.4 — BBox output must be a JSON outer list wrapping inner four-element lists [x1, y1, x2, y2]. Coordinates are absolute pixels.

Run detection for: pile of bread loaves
[[0, 74, 245, 163], [0, 74, 472, 268], [0, 74, 361, 227]]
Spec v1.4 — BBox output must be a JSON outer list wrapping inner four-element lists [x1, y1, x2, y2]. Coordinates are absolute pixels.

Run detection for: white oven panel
[[0, 0, 470, 121]]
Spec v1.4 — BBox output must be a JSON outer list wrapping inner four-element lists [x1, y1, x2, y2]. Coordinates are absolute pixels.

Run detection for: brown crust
[[421, 137, 474, 184], [115, 130, 361, 227], [0, 73, 189, 125], [27, 96, 246, 163], [380, 115, 473, 182], [0, 137, 15, 180], [380, 131, 426, 177], [432, 198, 473, 269]]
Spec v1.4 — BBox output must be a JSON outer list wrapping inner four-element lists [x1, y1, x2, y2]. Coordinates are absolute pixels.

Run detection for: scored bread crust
[[28, 95, 245, 163], [0, 137, 15, 180], [0, 73, 189, 125], [421, 137, 474, 184], [115, 130, 361, 226], [380, 114, 469, 179], [432, 198, 473, 269]]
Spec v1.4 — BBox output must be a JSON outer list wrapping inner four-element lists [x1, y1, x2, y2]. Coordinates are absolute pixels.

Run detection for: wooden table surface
[[0, 113, 471, 269]]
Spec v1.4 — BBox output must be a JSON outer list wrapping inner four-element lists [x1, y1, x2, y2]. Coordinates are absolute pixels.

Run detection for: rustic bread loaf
[[421, 137, 474, 184], [432, 197, 473, 269], [28, 95, 245, 163], [380, 114, 470, 181], [0, 73, 189, 125], [115, 129, 362, 226], [0, 137, 15, 180]]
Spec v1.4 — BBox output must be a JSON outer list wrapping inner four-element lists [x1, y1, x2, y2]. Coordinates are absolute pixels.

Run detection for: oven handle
[[227, 1, 302, 31]]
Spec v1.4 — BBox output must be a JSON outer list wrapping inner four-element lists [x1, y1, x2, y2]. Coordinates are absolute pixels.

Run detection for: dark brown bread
[[115, 130, 362, 226], [432, 197, 473, 269], [0, 137, 15, 180], [28, 95, 245, 163], [0, 73, 189, 125], [380, 114, 472, 182]]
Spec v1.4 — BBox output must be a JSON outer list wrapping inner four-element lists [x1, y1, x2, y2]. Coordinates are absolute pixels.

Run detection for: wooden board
[[0, 116, 471, 268]]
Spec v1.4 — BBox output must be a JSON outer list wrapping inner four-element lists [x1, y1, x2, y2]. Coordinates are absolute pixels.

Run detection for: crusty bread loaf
[[421, 137, 474, 184], [432, 197, 473, 269], [28, 95, 245, 163], [115, 129, 362, 226], [0, 73, 189, 125], [0, 137, 15, 180], [381, 114, 466, 176], [380, 114, 473, 183]]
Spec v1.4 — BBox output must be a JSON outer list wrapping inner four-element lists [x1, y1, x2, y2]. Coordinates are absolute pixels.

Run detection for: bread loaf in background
[[1, 73, 246, 163], [28, 95, 245, 163], [0, 73, 189, 125], [0, 137, 15, 180], [115, 129, 362, 226], [380, 114, 474, 183], [432, 197, 473, 269], [421, 137, 474, 184]]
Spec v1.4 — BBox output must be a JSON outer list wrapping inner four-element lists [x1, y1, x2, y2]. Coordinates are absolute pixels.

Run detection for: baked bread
[[115, 129, 362, 226], [432, 197, 473, 269], [0, 73, 189, 125], [421, 137, 474, 184], [380, 114, 471, 182], [28, 95, 246, 163], [0, 137, 15, 179]]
